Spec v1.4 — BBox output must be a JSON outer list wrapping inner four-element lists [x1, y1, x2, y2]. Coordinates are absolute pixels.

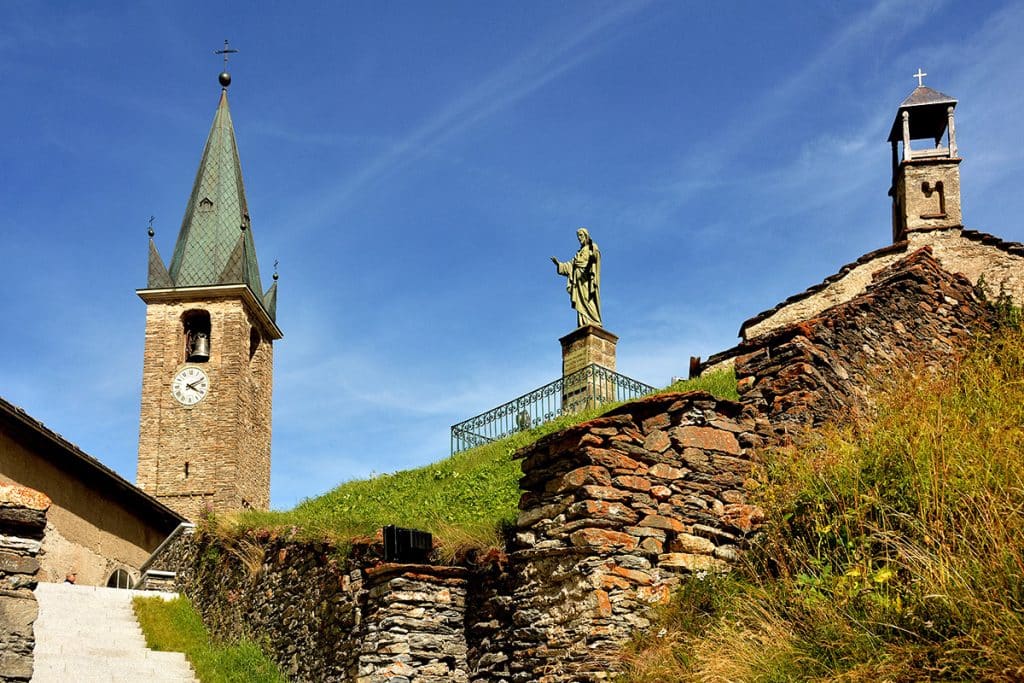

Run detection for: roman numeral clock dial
[[171, 366, 210, 406]]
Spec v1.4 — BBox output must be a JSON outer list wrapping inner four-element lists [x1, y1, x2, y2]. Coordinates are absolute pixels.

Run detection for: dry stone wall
[[0, 483, 49, 682], [501, 392, 763, 681], [170, 530, 473, 682], [731, 247, 995, 438]]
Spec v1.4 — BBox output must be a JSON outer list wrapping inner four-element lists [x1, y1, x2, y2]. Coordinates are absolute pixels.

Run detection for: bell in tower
[[888, 70, 963, 243], [188, 331, 210, 362]]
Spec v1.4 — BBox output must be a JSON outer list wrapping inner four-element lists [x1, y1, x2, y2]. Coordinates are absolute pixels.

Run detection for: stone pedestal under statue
[[560, 325, 618, 411]]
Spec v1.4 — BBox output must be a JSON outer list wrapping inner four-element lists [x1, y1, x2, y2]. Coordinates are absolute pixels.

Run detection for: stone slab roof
[[736, 228, 1024, 340], [0, 395, 186, 531]]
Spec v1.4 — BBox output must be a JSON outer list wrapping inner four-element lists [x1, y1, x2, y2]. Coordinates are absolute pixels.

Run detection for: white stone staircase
[[31, 582, 199, 683]]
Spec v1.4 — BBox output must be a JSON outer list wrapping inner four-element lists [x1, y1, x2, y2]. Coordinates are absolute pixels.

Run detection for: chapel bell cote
[[888, 70, 963, 243]]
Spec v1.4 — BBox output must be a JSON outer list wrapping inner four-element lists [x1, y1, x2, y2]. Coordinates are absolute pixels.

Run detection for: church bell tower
[[136, 60, 282, 521], [888, 70, 963, 243]]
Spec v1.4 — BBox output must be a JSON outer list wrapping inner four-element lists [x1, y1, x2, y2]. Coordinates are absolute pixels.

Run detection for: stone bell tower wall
[[137, 294, 273, 520]]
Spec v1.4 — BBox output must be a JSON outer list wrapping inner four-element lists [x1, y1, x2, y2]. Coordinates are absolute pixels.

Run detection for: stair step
[[31, 582, 198, 683]]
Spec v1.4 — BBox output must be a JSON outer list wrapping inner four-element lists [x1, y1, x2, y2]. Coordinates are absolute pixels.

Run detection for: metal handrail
[[133, 522, 196, 587], [450, 364, 656, 454]]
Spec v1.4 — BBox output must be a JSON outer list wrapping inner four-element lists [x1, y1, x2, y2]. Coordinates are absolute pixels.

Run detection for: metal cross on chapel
[[215, 39, 239, 69], [914, 68, 927, 87]]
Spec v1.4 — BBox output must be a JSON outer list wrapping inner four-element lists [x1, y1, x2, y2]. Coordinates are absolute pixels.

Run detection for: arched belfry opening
[[182, 310, 211, 362]]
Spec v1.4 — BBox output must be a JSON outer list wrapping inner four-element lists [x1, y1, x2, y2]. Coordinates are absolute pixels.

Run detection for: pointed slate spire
[[167, 87, 264, 298], [147, 238, 173, 288], [263, 279, 278, 322]]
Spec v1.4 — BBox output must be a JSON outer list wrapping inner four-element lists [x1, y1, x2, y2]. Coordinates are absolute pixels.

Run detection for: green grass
[[133, 595, 287, 683], [621, 326, 1024, 682], [229, 368, 738, 554]]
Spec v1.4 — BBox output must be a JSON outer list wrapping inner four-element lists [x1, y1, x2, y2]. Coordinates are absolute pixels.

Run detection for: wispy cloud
[[657, 0, 950, 211], [293, 1, 653, 228]]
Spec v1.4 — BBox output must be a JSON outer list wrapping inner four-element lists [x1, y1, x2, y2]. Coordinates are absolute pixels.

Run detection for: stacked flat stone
[[735, 247, 995, 439], [503, 392, 763, 682], [0, 483, 49, 683], [358, 564, 469, 682]]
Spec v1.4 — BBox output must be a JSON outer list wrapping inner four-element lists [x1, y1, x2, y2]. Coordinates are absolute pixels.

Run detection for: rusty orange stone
[[569, 528, 639, 552], [583, 447, 644, 472], [637, 583, 672, 604], [595, 588, 613, 617], [674, 426, 741, 455], [722, 503, 765, 533], [0, 482, 51, 510], [613, 475, 651, 492], [610, 565, 654, 585], [650, 485, 672, 500], [640, 537, 664, 554], [648, 463, 686, 480], [577, 500, 638, 523], [642, 429, 671, 453], [638, 514, 686, 532], [600, 574, 632, 590], [554, 465, 612, 492], [581, 484, 628, 501]]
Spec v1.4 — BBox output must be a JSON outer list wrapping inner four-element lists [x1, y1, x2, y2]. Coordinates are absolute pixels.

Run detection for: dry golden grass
[[621, 326, 1024, 682]]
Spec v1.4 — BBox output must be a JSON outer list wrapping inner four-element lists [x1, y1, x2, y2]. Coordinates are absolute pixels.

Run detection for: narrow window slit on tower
[[249, 327, 260, 360], [184, 462, 190, 478]]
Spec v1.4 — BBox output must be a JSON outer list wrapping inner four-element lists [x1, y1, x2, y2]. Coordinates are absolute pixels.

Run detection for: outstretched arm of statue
[[550, 256, 559, 267]]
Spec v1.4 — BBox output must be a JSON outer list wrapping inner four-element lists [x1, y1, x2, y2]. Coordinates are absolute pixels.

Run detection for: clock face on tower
[[171, 366, 210, 406]]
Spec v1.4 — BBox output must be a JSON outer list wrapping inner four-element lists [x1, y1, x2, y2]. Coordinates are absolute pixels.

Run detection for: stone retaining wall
[[500, 392, 762, 681], [0, 483, 50, 682], [172, 530, 472, 682]]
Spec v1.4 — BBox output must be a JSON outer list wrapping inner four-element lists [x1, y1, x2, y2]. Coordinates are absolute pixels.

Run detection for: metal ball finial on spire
[[147, 215, 155, 238], [215, 39, 239, 89], [273, 259, 279, 281]]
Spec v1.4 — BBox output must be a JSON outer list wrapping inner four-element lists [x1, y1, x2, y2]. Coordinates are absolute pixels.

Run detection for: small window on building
[[249, 327, 260, 360], [107, 568, 131, 589], [199, 197, 214, 212], [182, 310, 211, 363], [184, 462, 190, 478]]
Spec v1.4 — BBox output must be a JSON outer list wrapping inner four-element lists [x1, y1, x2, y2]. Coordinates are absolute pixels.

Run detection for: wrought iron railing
[[450, 364, 657, 454]]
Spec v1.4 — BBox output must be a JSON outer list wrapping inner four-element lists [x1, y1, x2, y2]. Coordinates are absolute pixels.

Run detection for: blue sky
[[2, 1, 1022, 509]]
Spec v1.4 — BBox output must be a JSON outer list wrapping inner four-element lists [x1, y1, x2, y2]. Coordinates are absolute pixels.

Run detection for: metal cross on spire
[[215, 40, 239, 88], [913, 68, 927, 87], [215, 39, 239, 69]]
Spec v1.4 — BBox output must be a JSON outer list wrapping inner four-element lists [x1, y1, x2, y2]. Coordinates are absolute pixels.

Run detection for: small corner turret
[[888, 69, 963, 243]]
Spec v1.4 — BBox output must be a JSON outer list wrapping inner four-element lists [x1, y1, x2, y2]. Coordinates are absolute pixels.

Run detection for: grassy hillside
[[621, 326, 1024, 681], [232, 368, 738, 552], [134, 596, 286, 682]]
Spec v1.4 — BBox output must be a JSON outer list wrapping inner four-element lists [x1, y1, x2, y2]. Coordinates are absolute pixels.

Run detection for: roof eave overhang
[[0, 397, 187, 530], [137, 284, 283, 340]]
